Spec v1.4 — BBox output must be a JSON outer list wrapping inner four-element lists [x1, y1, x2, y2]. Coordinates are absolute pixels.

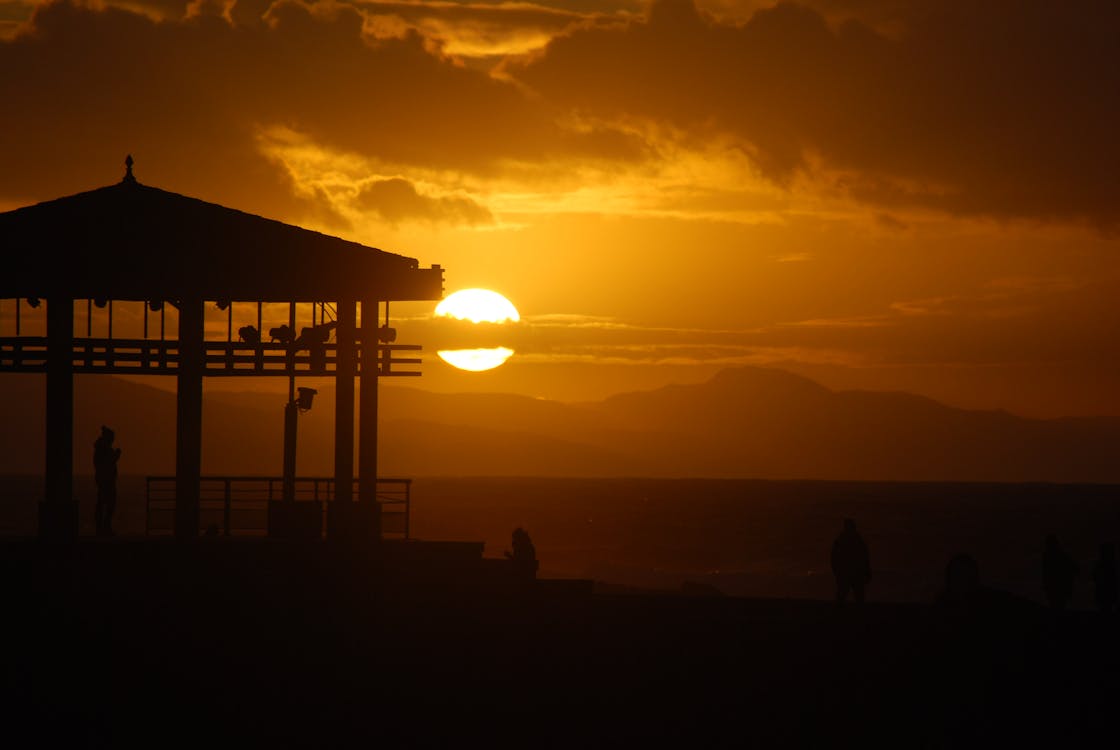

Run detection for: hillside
[[1, 367, 1118, 481]]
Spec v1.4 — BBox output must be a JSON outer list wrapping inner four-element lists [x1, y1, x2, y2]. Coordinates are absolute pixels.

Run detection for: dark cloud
[[0, 1, 645, 214], [356, 177, 492, 226], [514, 0, 1120, 226]]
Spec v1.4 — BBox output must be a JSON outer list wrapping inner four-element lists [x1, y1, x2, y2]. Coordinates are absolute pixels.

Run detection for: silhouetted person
[[506, 527, 537, 581], [1042, 534, 1078, 610], [1092, 543, 1117, 614], [93, 426, 121, 536], [938, 554, 980, 609], [831, 519, 871, 606]]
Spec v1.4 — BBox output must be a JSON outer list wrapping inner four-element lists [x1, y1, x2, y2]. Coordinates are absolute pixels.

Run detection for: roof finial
[[123, 154, 136, 184]]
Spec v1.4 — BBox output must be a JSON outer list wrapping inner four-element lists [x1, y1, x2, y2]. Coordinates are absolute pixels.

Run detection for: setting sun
[[434, 288, 520, 324], [437, 347, 515, 372], [434, 289, 519, 371]]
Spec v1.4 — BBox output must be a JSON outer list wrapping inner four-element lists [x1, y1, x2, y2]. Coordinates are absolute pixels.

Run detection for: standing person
[[1092, 543, 1117, 614], [1042, 534, 1079, 610], [505, 527, 538, 581], [831, 518, 871, 606], [93, 426, 121, 537]]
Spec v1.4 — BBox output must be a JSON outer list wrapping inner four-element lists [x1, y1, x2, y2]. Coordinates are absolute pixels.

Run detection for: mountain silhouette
[[1, 367, 1117, 481]]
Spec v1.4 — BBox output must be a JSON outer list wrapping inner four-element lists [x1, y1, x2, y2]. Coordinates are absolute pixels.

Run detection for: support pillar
[[282, 398, 298, 503], [331, 297, 381, 542], [358, 298, 378, 506], [334, 299, 356, 502], [174, 298, 204, 539], [40, 297, 77, 539]]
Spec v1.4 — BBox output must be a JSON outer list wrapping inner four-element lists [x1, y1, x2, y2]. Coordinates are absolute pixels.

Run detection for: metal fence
[[145, 476, 411, 538]]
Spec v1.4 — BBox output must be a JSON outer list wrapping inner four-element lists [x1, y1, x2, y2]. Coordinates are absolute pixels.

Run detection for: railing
[[145, 475, 412, 539], [0, 337, 421, 377]]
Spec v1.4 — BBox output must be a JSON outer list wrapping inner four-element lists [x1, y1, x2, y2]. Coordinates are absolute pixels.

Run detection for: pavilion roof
[[0, 164, 443, 302]]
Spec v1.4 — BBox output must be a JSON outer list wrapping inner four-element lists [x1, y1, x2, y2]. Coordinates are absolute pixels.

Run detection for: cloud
[[355, 177, 492, 226], [353, 0, 608, 58], [7, 1, 1119, 227], [0, 0, 647, 220], [13, 0, 1114, 231], [512, 0, 1120, 227]]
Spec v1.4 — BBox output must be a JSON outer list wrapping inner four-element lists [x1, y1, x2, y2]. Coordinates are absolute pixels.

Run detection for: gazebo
[[0, 158, 444, 540]]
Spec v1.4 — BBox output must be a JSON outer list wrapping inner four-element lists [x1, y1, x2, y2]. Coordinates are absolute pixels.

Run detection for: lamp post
[[282, 385, 317, 503]]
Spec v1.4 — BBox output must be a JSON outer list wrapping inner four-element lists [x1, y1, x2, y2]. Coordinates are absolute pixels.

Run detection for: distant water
[[3, 475, 1118, 606]]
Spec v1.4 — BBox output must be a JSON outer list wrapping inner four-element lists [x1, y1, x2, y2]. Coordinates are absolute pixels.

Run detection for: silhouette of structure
[[1042, 534, 1079, 610], [93, 425, 121, 536], [831, 518, 871, 606], [0, 157, 443, 540], [1092, 543, 1117, 614]]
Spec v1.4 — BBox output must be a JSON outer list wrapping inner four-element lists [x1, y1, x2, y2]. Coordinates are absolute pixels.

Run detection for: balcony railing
[[0, 337, 421, 377], [145, 475, 411, 539]]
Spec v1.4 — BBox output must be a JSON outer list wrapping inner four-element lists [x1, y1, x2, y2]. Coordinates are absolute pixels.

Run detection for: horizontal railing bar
[[0, 337, 421, 350]]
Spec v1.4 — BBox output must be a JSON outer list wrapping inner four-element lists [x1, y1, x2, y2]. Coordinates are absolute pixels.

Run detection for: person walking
[[831, 518, 872, 606]]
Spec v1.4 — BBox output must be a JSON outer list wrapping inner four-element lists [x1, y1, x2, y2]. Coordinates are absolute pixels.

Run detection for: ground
[[4, 538, 1118, 747]]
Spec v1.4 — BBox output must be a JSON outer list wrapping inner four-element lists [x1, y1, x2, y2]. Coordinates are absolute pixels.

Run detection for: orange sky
[[2, 0, 1119, 417]]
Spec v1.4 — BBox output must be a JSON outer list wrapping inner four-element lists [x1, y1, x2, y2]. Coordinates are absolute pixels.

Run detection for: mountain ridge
[[1, 366, 1117, 481]]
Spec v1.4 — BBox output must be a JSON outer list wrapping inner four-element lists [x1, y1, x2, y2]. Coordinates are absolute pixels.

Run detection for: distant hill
[[1, 366, 1118, 481]]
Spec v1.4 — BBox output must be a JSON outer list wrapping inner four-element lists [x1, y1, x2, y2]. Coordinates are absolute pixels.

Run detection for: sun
[[437, 347, 515, 372], [434, 288, 520, 324], [434, 288, 519, 372]]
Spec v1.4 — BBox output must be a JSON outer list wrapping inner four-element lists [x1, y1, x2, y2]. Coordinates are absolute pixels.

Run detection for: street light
[[296, 386, 317, 412], [282, 386, 318, 503]]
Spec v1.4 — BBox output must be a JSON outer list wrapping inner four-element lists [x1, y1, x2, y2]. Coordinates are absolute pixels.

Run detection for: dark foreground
[[3, 539, 1118, 748]]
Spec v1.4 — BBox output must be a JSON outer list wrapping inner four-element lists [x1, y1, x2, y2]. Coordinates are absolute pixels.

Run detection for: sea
[[3, 475, 1118, 607]]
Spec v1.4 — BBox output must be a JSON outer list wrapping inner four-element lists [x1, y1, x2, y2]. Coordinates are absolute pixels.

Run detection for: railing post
[[106, 301, 114, 368], [174, 298, 204, 539], [334, 299, 356, 502], [358, 299, 380, 537], [224, 478, 232, 536]]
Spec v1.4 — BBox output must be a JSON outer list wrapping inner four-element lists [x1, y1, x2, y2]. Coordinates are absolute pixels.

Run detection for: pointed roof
[[0, 161, 443, 302]]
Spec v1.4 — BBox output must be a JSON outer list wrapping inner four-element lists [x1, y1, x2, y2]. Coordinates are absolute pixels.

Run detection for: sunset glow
[[2, 3, 1119, 740], [434, 289, 519, 371], [0, 0, 1118, 415]]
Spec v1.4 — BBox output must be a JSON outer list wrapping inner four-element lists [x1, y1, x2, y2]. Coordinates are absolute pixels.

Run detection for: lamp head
[[296, 387, 318, 412]]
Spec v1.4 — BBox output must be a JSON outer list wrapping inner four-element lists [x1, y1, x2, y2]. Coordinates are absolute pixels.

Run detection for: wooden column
[[358, 297, 380, 501], [358, 298, 379, 508], [174, 298, 204, 539], [40, 297, 77, 539], [334, 299, 356, 502]]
